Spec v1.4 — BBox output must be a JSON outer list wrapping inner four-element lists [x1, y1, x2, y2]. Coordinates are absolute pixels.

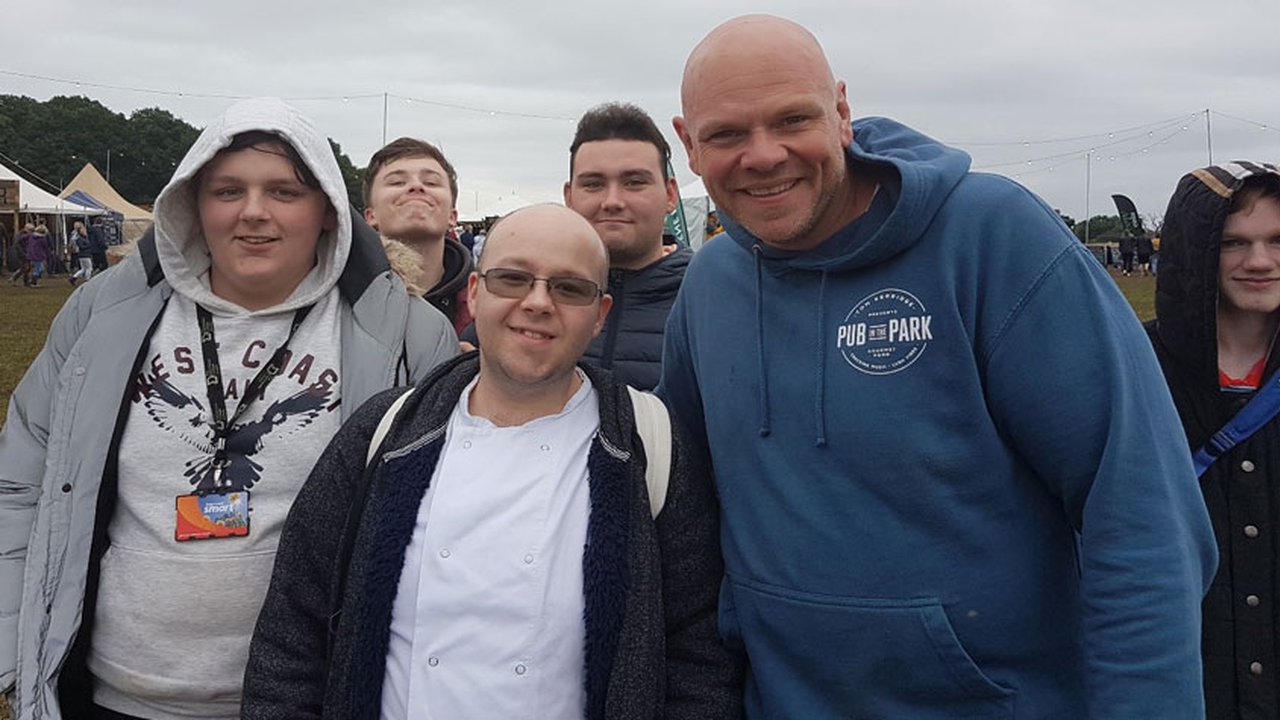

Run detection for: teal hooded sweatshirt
[[659, 117, 1216, 719]]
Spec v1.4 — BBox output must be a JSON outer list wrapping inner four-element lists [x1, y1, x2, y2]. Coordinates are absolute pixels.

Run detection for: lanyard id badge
[[173, 304, 310, 540], [176, 491, 250, 541]]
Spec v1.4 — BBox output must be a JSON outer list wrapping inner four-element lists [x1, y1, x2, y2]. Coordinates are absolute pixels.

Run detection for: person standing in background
[[69, 220, 93, 286], [24, 224, 52, 286]]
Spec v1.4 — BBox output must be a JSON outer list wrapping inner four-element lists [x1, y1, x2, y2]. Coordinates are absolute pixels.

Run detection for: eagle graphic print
[[130, 319, 341, 495], [137, 374, 334, 493]]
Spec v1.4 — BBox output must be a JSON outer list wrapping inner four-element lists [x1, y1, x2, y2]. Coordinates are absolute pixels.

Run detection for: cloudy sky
[[10, 0, 1280, 227]]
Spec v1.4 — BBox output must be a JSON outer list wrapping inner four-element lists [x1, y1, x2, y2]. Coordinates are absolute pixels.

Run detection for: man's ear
[[363, 206, 379, 230], [664, 176, 678, 214], [836, 80, 853, 147], [563, 181, 573, 208], [593, 293, 614, 337], [673, 116, 699, 176], [466, 271, 480, 308]]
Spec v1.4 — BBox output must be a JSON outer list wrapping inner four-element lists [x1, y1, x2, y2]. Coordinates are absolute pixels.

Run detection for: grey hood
[[151, 97, 352, 316]]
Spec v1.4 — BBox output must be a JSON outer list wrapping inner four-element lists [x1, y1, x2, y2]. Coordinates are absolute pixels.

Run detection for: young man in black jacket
[[563, 102, 691, 390], [1149, 162, 1280, 719], [243, 204, 739, 720]]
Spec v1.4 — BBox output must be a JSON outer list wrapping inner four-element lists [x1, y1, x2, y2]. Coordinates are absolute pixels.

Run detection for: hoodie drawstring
[[753, 246, 830, 446], [814, 270, 829, 447], [753, 246, 771, 437]]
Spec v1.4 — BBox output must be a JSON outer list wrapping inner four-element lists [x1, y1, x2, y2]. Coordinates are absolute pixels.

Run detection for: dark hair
[[362, 137, 458, 207], [1229, 172, 1280, 216], [204, 130, 322, 191], [569, 102, 671, 180]]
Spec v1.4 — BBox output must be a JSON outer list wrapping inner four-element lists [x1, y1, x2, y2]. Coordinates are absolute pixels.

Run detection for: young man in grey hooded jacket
[[0, 97, 457, 720]]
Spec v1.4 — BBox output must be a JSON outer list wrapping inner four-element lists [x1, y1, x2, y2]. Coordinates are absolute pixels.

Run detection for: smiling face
[[1219, 194, 1280, 322], [198, 142, 335, 310], [363, 155, 457, 245], [469, 205, 611, 404], [675, 16, 857, 252], [564, 138, 677, 269]]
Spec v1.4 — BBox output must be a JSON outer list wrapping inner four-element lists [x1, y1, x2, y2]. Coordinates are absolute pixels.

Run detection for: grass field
[[1111, 268, 1156, 323], [0, 275, 75, 424]]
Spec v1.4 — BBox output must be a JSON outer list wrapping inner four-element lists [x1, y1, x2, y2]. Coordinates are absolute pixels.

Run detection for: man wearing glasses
[[241, 204, 741, 719]]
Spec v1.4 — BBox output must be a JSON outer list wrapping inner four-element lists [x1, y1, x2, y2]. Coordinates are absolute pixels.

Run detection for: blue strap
[[1194, 370, 1280, 476]]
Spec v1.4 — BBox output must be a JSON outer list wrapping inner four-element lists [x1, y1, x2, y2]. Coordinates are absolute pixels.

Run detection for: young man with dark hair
[[1150, 163, 1280, 719], [563, 102, 688, 389], [363, 137, 473, 333]]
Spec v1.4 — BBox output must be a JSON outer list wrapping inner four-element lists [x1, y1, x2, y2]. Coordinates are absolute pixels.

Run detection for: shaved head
[[681, 15, 838, 117], [481, 203, 610, 285], [674, 14, 858, 251]]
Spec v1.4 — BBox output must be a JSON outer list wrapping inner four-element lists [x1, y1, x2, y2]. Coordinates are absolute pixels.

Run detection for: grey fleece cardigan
[[241, 355, 743, 719]]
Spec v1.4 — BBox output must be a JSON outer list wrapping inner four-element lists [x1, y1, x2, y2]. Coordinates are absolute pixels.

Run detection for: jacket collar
[[383, 353, 633, 458]]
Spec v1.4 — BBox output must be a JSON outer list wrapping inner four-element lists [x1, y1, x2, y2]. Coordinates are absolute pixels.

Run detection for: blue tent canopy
[[64, 189, 124, 221]]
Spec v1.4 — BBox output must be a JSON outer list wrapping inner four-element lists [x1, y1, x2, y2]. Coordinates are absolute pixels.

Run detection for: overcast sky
[[10, 0, 1280, 227]]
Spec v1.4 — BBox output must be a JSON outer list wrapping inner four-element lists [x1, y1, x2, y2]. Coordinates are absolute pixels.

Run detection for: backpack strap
[[366, 388, 414, 466], [328, 387, 415, 661], [1193, 372, 1280, 476], [627, 386, 671, 518]]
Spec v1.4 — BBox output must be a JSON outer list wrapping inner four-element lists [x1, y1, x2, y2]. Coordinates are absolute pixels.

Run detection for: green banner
[[663, 160, 690, 248]]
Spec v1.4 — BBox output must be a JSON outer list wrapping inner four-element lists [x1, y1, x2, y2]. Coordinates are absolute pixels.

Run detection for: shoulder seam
[[981, 243, 1077, 366]]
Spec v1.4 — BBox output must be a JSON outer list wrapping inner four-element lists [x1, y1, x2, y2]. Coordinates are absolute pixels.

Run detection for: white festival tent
[[0, 160, 103, 217], [1, 160, 104, 259], [678, 178, 714, 250]]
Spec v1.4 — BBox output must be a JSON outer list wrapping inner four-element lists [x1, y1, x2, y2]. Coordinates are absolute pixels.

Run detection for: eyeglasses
[[479, 267, 603, 306]]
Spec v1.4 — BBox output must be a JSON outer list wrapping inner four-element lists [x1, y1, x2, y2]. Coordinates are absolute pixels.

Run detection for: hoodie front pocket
[[731, 577, 1014, 719]]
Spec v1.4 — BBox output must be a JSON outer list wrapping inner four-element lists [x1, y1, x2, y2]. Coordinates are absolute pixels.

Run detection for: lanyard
[[196, 304, 311, 490]]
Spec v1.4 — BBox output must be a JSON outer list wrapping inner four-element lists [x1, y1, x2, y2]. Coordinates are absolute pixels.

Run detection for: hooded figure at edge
[[1149, 161, 1280, 720]]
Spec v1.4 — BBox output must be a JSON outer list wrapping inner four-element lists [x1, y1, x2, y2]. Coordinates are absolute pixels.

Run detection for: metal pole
[[106, 149, 111, 182], [1084, 151, 1092, 244], [1206, 108, 1213, 166]]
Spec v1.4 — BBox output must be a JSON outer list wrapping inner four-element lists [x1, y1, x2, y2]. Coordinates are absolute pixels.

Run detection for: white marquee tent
[[677, 178, 714, 250], [1, 160, 103, 217]]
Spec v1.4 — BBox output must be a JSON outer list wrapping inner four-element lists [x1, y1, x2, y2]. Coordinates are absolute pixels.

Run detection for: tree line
[[0, 95, 366, 208]]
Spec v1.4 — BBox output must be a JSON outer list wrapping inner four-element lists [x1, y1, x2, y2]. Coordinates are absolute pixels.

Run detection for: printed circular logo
[[837, 288, 933, 375]]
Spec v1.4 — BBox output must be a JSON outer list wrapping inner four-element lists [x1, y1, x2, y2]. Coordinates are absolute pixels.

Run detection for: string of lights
[[1211, 109, 1277, 133], [954, 112, 1201, 147], [0, 68, 572, 121], [974, 114, 1194, 170], [0, 148, 63, 193], [1006, 123, 1191, 180], [388, 93, 575, 122], [16, 67, 1272, 134]]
